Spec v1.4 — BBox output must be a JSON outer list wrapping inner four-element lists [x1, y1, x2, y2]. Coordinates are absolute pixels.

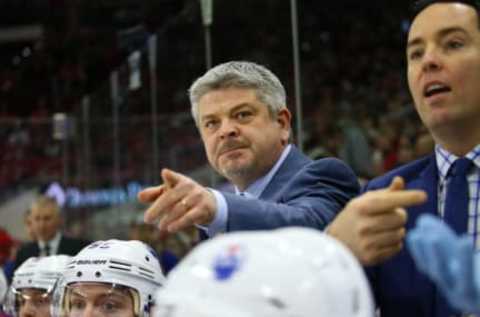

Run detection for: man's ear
[[277, 108, 292, 144]]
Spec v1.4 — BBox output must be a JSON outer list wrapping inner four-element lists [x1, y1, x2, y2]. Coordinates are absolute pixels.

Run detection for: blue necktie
[[443, 157, 472, 235], [437, 157, 473, 317]]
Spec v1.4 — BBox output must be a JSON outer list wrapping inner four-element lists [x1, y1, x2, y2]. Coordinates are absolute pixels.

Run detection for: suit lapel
[[406, 154, 439, 228], [407, 154, 441, 314], [32, 243, 40, 256], [260, 146, 310, 200]]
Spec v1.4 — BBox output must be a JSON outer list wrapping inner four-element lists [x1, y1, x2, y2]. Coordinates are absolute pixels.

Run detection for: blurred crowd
[[0, 1, 434, 254]]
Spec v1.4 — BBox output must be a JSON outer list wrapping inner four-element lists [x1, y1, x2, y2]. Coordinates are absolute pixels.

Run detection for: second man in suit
[[327, 0, 480, 315], [14, 196, 90, 271]]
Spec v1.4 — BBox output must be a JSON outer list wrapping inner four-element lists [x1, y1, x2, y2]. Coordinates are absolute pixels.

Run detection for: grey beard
[[221, 165, 253, 182]]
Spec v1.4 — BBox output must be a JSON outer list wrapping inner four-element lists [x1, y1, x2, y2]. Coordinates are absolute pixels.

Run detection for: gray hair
[[189, 61, 287, 126]]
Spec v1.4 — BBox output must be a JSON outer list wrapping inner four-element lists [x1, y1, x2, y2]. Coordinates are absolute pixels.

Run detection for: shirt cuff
[[197, 189, 228, 237]]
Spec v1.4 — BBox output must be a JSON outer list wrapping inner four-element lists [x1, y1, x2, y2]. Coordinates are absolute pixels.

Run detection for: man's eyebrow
[[200, 103, 253, 122], [438, 26, 469, 38], [100, 293, 127, 299], [407, 37, 422, 50], [407, 26, 468, 49], [199, 113, 217, 124]]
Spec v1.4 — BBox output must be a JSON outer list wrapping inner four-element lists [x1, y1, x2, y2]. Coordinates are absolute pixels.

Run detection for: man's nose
[[19, 301, 36, 317], [80, 305, 98, 317], [422, 47, 443, 72], [219, 120, 239, 139]]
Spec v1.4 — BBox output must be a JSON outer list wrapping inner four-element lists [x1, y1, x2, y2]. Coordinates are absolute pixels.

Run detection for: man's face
[[407, 3, 480, 136], [31, 205, 60, 242], [197, 87, 291, 189], [17, 288, 51, 317], [66, 283, 136, 317]]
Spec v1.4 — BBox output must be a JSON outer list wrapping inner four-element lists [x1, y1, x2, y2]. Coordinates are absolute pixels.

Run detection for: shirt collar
[[38, 231, 61, 249], [235, 144, 292, 198], [435, 144, 480, 181]]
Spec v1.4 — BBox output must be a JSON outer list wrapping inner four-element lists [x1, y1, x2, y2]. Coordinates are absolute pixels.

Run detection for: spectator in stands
[[153, 227, 375, 317], [138, 61, 359, 237], [337, 112, 375, 180], [414, 131, 435, 158], [52, 239, 165, 317], [14, 196, 90, 271], [3, 255, 71, 317], [0, 228, 14, 281], [327, 0, 480, 315], [128, 222, 195, 274]]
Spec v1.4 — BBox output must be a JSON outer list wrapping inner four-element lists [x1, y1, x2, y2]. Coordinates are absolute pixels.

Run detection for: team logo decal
[[212, 244, 246, 281]]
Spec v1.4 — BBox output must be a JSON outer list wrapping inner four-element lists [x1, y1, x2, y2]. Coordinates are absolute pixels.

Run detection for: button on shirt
[[207, 145, 292, 236], [435, 145, 480, 249]]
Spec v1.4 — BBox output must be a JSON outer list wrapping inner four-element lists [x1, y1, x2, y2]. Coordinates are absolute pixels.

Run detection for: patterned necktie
[[437, 157, 473, 317]]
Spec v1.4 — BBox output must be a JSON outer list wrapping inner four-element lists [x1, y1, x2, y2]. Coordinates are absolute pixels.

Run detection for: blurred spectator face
[[31, 204, 60, 242], [407, 3, 480, 137], [397, 144, 414, 165], [17, 288, 52, 317], [197, 87, 291, 189], [415, 133, 435, 157], [0, 228, 13, 265]]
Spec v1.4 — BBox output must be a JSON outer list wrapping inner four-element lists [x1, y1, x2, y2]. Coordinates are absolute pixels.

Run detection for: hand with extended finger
[[327, 177, 428, 266], [142, 169, 217, 235], [138, 184, 167, 204]]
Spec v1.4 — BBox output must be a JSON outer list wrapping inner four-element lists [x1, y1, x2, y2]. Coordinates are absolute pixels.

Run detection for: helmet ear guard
[[153, 228, 375, 317]]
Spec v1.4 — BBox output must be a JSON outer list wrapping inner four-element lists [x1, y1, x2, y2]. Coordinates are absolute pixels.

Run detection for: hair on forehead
[[188, 61, 287, 126], [411, 0, 480, 27], [31, 195, 60, 214]]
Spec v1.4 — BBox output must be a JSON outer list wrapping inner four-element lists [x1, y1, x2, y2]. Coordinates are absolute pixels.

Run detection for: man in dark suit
[[14, 196, 90, 271], [327, 0, 480, 316], [138, 61, 359, 237]]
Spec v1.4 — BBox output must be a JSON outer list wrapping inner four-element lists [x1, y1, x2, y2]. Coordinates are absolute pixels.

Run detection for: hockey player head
[[154, 227, 375, 317]]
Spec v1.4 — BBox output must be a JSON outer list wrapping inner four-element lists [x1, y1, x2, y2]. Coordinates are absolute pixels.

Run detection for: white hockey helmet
[[154, 227, 375, 317], [3, 255, 71, 317], [52, 239, 165, 317]]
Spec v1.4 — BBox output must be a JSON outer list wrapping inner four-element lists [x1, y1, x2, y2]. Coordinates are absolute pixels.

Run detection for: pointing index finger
[[362, 190, 427, 215]]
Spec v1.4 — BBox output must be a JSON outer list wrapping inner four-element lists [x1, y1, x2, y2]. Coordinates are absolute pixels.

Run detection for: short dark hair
[[410, 0, 480, 27]]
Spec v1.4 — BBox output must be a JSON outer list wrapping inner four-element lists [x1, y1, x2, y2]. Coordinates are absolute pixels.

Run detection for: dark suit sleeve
[[13, 243, 37, 273], [225, 158, 359, 231], [58, 237, 92, 256]]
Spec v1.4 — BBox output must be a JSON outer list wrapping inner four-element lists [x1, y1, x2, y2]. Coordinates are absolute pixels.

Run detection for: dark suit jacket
[[14, 235, 91, 272], [364, 154, 461, 316], [222, 145, 360, 231]]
